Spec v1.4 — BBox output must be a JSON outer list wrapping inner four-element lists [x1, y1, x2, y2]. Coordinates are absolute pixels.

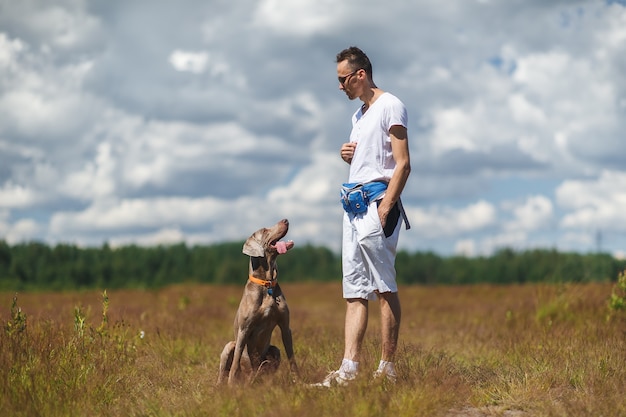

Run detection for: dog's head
[[242, 219, 294, 258]]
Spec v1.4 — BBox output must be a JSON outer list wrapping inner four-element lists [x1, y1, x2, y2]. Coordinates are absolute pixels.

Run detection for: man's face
[[337, 60, 360, 100]]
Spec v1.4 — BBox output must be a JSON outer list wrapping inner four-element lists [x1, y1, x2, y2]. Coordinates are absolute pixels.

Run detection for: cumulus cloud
[[0, 208, 39, 244], [0, 183, 40, 209], [253, 0, 345, 36], [0, 33, 24, 68], [557, 170, 626, 231], [409, 200, 497, 239], [503, 195, 554, 232], [50, 196, 226, 233], [169, 50, 210, 74]]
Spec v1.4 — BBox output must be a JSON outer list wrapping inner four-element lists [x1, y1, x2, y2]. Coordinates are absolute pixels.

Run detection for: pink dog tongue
[[275, 241, 288, 254]]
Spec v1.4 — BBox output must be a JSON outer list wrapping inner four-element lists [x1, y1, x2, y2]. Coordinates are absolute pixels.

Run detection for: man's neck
[[360, 87, 383, 113]]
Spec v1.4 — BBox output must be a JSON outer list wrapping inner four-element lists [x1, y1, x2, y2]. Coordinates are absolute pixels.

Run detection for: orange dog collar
[[248, 275, 277, 288]]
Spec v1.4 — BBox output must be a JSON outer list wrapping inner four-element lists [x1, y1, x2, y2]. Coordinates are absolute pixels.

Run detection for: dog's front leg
[[279, 319, 299, 379], [228, 327, 248, 385]]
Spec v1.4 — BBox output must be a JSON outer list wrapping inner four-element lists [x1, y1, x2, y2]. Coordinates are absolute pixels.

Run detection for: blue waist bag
[[340, 181, 388, 214]]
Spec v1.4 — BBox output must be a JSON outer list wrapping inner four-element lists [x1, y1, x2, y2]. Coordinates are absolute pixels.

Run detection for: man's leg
[[312, 213, 366, 386], [311, 298, 367, 387], [379, 291, 401, 361], [343, 298, 368, 361], [373, 291, 401, 382]]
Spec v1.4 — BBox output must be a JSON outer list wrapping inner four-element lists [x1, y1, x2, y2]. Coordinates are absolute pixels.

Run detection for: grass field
[[1, 281, 625, 417]]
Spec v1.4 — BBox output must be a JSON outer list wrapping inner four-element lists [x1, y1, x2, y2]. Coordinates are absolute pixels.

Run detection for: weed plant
[[1, 282, 624, 417], [607, 270, 626, 322]]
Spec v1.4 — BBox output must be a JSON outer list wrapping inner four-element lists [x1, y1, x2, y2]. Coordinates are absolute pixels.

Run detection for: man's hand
[[377, 200, 392, 229], [340, 142, 357, 164]]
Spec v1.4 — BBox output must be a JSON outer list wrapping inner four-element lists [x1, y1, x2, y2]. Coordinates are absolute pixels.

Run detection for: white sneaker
[[310, 370, 356, 387], [372, 369, 397, 384]]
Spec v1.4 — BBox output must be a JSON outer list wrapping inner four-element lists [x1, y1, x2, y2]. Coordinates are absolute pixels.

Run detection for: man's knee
[[379, 292, 401, 313]]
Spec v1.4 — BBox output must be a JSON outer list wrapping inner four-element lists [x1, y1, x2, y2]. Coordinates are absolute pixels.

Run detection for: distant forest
[[0, 240, 624, 291]]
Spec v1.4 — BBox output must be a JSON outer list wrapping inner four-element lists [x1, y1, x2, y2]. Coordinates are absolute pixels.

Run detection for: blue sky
[[0, 0, 625, 257]]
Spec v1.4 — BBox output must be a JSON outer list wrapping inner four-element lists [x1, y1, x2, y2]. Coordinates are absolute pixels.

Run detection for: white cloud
[[253, 0, 344, 36], [429, 107, 478, 155], [503, 195, 553, 232], [49, 196, 227, 233], [478, 231, 529, 255], [21, 3, 102, 50], [596, 3, 626, 50], [507, 93, 547, 127], [169, 50, 209, 74], [557, 170, 626, 231], [409, 200, 497, 239], [109, 227, 186, 248], [510, 48, 621, 168], [0, 31, 100, 149], [268, 152, 344, 205], [0, 183, 40, 208], [0, 33, 25, 69], [61, 142, 117, 201], [0, 217, 40, 244]]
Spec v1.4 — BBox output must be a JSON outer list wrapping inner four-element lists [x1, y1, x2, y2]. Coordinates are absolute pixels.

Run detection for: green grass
[[1, 281, 625, 416]]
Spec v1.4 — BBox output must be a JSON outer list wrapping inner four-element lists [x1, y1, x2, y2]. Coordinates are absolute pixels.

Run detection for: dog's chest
[[259, 295, 286, 319]]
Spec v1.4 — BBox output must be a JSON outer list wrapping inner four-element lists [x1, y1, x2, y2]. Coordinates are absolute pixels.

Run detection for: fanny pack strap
[[397, 198, 411, 230]]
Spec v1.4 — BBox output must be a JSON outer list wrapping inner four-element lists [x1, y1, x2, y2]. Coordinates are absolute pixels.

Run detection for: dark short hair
[[336, 46, 373, 78]]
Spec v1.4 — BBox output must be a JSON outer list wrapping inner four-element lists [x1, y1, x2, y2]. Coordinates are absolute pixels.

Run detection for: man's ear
[[242, 232, 265, 257]]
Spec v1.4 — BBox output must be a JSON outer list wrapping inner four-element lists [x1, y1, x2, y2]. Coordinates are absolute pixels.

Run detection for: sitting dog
[[217, 219, 298, 385]]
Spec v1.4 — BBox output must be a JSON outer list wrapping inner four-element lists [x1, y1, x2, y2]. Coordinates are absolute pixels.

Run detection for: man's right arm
[[340, 142, 357, 164]]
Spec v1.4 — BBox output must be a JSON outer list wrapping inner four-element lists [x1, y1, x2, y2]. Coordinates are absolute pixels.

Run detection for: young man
[[316, 46, 411, 386]]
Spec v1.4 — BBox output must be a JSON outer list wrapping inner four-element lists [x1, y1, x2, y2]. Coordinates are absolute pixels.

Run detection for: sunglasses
[[338, 69, 361, 86]]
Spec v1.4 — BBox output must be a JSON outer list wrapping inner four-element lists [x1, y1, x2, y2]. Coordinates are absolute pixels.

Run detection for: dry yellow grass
[[1, 282, 625, 416]]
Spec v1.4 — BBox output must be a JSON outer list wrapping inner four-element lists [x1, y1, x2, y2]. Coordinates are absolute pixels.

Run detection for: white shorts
[[342, 198, 402, 300]]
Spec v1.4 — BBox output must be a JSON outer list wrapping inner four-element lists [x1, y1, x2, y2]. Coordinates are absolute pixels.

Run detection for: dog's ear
[[242, 232, 265, 257]]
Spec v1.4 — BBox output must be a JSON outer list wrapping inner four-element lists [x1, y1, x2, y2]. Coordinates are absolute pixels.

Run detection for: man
[[316, 46, 411, 387]]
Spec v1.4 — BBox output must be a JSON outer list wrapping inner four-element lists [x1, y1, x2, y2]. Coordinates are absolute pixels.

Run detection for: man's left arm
[[378, 124, 411, 228]]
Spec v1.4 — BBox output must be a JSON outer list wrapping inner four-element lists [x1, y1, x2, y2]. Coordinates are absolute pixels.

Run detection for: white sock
[[377, 360, 396, 376], [340, 358, 359, 376]]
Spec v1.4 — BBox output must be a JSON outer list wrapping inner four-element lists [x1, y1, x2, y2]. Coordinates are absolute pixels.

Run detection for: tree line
[[0, 240, 624, 292]]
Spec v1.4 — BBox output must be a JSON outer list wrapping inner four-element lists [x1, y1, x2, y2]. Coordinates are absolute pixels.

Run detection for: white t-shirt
[[348, 92, 408, 184]]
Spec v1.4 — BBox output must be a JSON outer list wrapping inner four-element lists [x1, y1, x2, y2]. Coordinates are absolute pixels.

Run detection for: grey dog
[[217, 219, 298, 385]]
